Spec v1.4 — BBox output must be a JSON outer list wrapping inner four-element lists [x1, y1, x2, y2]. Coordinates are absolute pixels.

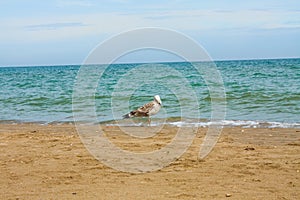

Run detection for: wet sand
[[0, 124, 299, 199]]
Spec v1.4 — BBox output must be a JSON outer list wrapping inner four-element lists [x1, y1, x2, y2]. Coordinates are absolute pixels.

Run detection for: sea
[[0, 58, 299, 128]]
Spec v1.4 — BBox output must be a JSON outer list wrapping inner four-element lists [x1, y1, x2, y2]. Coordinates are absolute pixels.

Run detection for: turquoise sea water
[[0, 58, 299, 128]]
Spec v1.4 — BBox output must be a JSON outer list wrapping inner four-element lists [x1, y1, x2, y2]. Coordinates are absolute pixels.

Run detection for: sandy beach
[[0, 123, 299, 200]]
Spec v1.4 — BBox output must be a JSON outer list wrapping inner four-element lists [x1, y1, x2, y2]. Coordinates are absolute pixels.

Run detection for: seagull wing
[[136, 101, 155, 116], [122, 100, 156, 118]]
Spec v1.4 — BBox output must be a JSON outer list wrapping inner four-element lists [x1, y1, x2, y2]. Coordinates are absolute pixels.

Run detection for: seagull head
[[154, 95, 162, 105]]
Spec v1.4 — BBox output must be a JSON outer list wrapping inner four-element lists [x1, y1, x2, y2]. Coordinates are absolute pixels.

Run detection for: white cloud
[[1, 9, 299, 44], [24, 22, 87, 31], [56, 0, 93, 7], [0, 13, 146, 43]]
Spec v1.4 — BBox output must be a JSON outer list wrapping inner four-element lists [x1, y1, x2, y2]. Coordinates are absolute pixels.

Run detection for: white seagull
[[123, 95, 162, 125]]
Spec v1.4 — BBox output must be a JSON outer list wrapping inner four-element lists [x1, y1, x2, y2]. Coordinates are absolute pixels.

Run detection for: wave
[[1, 117, 299, 128], [104, 118, 300, 129]]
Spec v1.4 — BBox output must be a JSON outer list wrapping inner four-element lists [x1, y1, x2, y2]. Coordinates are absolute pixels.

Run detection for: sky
[[0, 0, 300, 66]]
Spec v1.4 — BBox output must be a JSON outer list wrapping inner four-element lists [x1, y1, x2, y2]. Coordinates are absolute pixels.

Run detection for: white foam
[[105, 119, 300, 128], [268, 121, 300, 128]]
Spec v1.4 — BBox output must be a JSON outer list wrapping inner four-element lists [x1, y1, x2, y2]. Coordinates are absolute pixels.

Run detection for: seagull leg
[[148, 117, 151, 126]]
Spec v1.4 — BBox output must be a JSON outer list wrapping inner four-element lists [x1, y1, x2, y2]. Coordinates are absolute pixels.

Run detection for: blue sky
[[0, 0, 300, 66]]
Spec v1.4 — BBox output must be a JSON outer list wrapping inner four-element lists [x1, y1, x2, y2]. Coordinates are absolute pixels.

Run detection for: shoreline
[[0, 118, 299, 129], [1, 123, 299, 199]]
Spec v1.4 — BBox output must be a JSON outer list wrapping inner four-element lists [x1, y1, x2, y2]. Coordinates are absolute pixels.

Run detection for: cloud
[[1, 9, 300, 44], [24, 22, 87, 31], [137, 9, 300, 32], [56, 0, 93, 7]]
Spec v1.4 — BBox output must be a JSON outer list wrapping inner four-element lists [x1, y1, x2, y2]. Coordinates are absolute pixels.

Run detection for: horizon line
[[1, 56, 299, 68]]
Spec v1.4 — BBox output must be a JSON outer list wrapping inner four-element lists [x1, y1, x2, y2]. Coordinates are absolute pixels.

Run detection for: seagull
[[122, 95, 162, 125]]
